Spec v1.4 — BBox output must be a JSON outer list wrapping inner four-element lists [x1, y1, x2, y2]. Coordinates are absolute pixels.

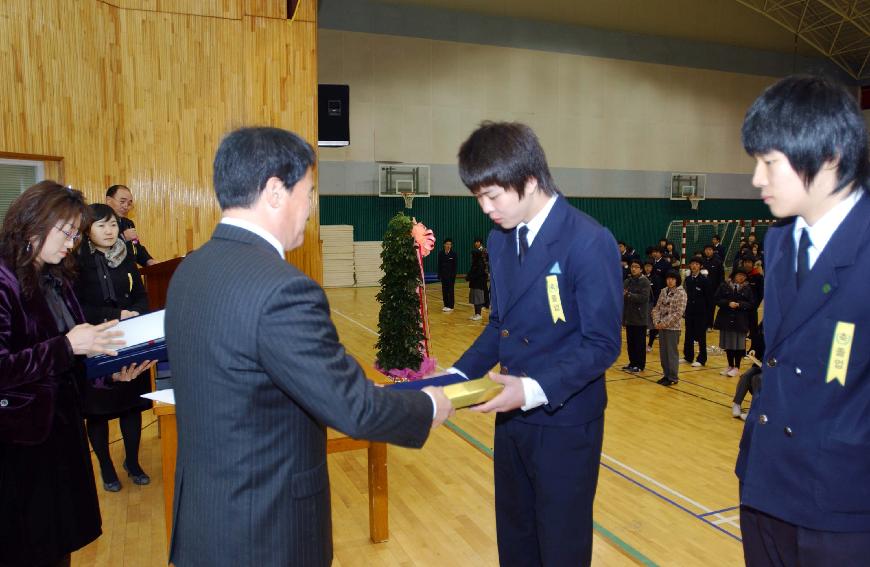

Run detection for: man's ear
[[524, 176, 539, 195], [263, 177, 285, 209]]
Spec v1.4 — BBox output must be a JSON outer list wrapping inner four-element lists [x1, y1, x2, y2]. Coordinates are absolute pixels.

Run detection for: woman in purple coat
[[0, 182, 127, 566]]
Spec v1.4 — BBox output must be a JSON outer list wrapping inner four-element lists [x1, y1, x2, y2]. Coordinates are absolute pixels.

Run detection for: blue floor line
[[699, 505, 740, 518], [600, 463, 743, 543]]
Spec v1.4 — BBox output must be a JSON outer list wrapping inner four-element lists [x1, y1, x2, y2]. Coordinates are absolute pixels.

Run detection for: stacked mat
[[321, 225, 355, 287], [353, 241, 384, 287]]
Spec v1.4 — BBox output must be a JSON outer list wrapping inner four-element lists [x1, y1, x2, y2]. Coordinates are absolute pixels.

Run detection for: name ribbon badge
[[826, 321, 855, 387], [545, 275, 566, 324]]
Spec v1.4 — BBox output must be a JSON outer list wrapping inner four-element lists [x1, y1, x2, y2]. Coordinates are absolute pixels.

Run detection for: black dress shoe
[[103, 479, 122, 492], [656, 377, 670, 385], [621, 365, 633, 371], [123, 461, 151, 486], [667, 379, 679, 386]]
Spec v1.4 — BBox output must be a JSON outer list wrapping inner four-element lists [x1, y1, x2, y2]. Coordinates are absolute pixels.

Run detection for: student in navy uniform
[[643, 259, 663, 351], [700, 244, 724, 329], [737, 75, 870, 566], [682, 256, 709, 367], [650, 247, 670, 281], [449, 122, 622, 566], [711, 234, 725, 260], [622, 259, 650, 373], [437, 238, 457, 311]]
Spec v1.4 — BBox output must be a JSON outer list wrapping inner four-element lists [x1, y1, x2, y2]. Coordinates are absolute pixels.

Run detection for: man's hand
[[123, 227, 139, 242], [470, 372, 525, 414], [422, 386, 454, 428]]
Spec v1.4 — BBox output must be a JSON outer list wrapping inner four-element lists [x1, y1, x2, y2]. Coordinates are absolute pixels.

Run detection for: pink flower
[[411, 221, 436, 257]]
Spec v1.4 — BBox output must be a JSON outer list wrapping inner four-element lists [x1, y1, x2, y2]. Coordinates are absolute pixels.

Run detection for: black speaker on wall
[[318, 84, 350, 147]]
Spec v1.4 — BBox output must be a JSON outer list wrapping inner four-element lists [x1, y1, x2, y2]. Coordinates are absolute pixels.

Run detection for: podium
[[142, 257, 389, 546]]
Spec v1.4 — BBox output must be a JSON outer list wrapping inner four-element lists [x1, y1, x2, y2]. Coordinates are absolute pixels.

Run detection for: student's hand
[[422, 386, 455, 428], [729, 301, 739, 309], [123, 227, 139, 242], [112, 360, 156, 382], [66, 321, 125, 356], [470, 372, 525, 413], [120, 310, 139, 320]]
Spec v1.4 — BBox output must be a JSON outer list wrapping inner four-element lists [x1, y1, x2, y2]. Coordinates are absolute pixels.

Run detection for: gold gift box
[[443, 377, 504, 409]]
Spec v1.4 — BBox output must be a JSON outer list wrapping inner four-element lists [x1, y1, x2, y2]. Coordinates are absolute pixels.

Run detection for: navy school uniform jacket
[[453, 197, 623, 426], [736, 191, 870, 531]]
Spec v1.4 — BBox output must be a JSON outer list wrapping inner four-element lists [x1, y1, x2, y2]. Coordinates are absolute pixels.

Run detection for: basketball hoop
[[400, 191, 414, 209], [687, 196, 701, 210]]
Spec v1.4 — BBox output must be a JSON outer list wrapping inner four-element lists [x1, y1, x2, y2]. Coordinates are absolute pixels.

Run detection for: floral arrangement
[[374, 212, 437, 381]]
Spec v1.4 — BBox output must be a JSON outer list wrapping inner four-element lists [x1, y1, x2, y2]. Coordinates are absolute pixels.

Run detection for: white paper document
[[114, 310, 165, 351], [142, 389, 175, 405]]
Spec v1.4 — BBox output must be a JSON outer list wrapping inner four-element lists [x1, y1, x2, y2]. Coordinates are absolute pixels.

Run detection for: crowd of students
[[620, 235, 765, 418]]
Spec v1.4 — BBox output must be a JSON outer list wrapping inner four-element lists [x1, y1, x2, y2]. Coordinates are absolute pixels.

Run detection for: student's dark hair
[[82, 204, 120, 240], [213, 127, 316, 210], [742, 75, 869, 194], [703, 244, 714, 250], [617, 240, 627, 247], [711, 234, 720, 241], [444, 238, 453, 244], [629, 259, 642, 268], [689, 256, 703, 265], [643, 260, 654, 267], [0, 181, 88, 297], [458, 121, 559, 198], [665, 270, 682, 286], [731, 268, 748, 279], [106, 184, 129, 198]]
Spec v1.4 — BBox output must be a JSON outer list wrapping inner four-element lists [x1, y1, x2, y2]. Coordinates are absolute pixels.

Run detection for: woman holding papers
[[0, 182, 126, 566], [74, 203, 155, 492]]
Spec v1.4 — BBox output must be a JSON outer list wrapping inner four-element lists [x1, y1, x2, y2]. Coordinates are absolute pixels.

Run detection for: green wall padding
[[319, 196, 774, 275]]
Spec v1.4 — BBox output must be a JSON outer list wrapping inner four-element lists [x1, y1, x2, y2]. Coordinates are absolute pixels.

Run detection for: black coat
[[73, 242, 151, 416], [467, 249, 488, 290], [713, 282, 755, 333], [623, 274, 650, 326], [702, 254, 724, 286]]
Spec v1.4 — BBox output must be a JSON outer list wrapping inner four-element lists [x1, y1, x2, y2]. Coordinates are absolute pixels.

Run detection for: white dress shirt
[[220, 217, 284, 256], [793, 189, 862, 270]]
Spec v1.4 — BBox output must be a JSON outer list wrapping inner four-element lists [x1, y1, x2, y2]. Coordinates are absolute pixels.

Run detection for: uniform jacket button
[[795, 367, 801, 375], [767, 357, 777, 368], [784, 426, 793, 437], [522, 337, 529, 345], [501, 329, 510, 338], [759, 414, 768, 424], [0, 398, 8, 407]]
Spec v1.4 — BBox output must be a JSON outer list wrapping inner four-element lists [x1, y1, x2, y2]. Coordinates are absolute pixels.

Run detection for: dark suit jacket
[[165, 224, 433, 567], [736, 192, 870, 531], [453, 197, 622, 426], [118, 217, 153, 266]]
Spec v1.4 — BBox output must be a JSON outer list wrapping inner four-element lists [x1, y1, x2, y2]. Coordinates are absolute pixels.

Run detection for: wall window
[[0, 159, 44, 227]]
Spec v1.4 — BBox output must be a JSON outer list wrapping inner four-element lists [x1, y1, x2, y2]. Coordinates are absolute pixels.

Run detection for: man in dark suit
[[164, 127, 453, 567], [711, 234, 725, 260], [437, 237, 457, 311], [449, 122, 622, 566], [105, 184, 156, 267], [737, 75, 870, 565]]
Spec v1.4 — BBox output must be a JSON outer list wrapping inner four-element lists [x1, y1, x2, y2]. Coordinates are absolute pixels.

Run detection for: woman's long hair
[[0, 181, 89, 297]]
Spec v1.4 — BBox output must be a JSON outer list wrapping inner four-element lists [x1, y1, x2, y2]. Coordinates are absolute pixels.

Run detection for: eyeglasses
[[54, 225, 82, 242]]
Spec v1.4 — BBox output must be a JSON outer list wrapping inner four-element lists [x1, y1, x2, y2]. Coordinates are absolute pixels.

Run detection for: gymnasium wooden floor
[[73, 282, 750, 566]]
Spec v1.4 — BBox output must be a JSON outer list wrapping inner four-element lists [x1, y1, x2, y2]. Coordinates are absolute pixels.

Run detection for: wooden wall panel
[[0, 0, 321, 282], [106, 0, 243, 19], [245, 0, 287, 18]]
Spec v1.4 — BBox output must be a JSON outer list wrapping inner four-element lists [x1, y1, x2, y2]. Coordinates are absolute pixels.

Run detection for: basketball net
[[687, 196, 700, 210], [401, 192, 414, 209]]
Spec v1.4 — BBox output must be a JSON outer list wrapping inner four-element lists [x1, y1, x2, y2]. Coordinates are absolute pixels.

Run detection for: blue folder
[[387, 372, 467, 390], [84, 340, 168, 379]]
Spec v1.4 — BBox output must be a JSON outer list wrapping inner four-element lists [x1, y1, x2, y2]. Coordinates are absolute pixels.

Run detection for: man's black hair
[[458, 121, 559, 198], [742, 75, 869, 194], [213, 127, 316, 210]]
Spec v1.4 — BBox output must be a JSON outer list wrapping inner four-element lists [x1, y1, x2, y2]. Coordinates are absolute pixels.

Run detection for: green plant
[[375, 212, 424, 372]]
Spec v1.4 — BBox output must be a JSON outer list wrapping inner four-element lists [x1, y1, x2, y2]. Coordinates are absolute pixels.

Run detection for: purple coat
[[0, 258, 102, 564], [0, 259, 81, 441]]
